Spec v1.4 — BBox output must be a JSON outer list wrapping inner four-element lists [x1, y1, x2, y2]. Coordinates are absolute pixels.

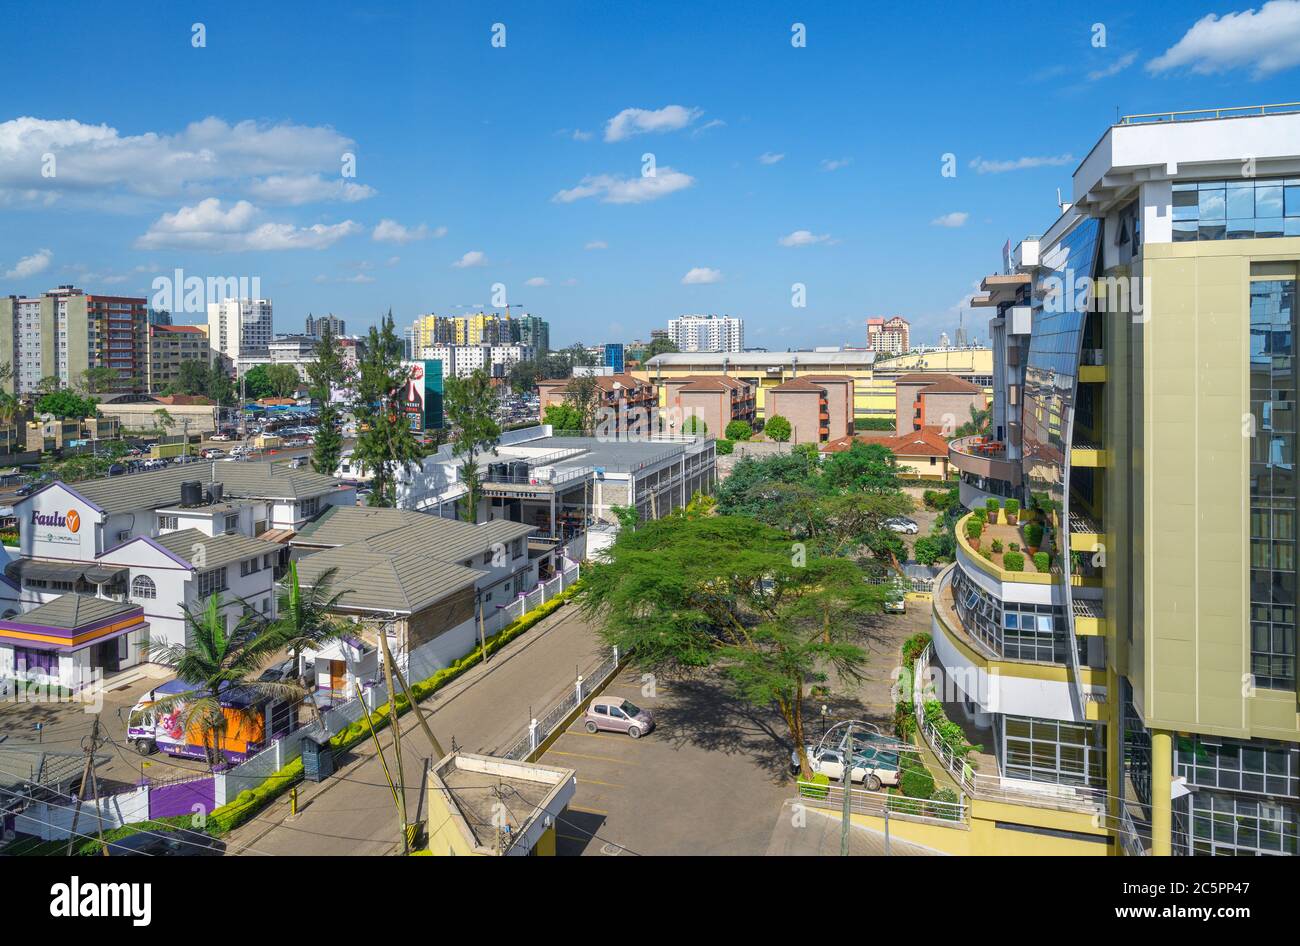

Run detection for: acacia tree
[[352, 311, 422, 506], [562, 375, 599, 431], [444, 369, 501, 523], [578, 515, 886, 778], [265, 364, 302, 399]]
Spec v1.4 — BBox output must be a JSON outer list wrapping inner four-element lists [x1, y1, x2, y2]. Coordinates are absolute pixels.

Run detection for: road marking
[[549, 750, 638, 766], [577, 777, 623, 789], [567, 804, 609, 816]]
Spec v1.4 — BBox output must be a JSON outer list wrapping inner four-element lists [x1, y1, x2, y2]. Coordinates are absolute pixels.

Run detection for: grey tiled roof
[[292, 505, 533, 562], [10, 593, 140, 630], [154, 529, 276, 571], [293, 544, 483, 614], [68, 462, 347, 514]]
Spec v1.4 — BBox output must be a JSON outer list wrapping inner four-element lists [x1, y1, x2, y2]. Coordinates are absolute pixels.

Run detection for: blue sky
[[5, 0, 1300, 348]]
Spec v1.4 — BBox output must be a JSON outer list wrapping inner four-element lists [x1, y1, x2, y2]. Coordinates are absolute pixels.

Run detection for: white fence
[[13, 786, 150, 842], [796, 780, 967, 826], [215, 563, 580, 805], [498, 645, 621, 761]]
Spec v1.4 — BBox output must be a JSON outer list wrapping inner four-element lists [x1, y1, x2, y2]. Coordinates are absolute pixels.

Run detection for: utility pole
[[66, 717, 101, 856], [377, 622, 409, 854], [840, 750, 853, 857]]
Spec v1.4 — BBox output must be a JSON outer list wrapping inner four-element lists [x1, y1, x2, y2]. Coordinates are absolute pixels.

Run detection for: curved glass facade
[[1021, 216, 1100, 529]]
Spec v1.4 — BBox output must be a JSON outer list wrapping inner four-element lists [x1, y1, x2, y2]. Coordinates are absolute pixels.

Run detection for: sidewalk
[[223, 603, 605, 856]]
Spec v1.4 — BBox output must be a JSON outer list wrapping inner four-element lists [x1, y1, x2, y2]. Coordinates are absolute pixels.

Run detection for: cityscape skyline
[[7, 3, 1300, 348]]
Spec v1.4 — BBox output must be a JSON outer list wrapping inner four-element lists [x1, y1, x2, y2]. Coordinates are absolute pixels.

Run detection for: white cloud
[[372, 219, 444, 244], [553, 167, 694, 204], [135, 197, 361, 251], [347, 273, 375, 284], [3, 247, 52, 279], [0, 116, 368, 206], [778, 229, 833, 247], [584, 240, 608, 250], [452, 250, 488, 269], [692, 119, 726, 138], [681, 267, 723, 285], [968, 154, 1074, 174], [573, 129, 594, 142], [604, 105, 703, 142], [758, 152, 785, 165], [245, 175, 375, 205], [821, 158, 851, 172], [525, 276, 549, 287], [1086, 51, 1138, 81], [931, 211, 969, 228], [1148, 1, 1300, 78]]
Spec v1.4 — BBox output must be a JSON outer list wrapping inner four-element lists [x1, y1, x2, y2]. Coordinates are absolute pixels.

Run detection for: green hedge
[[204, 583, 583, 837], [1002, 550, 1025, 572], [798, 772, 831, 799]]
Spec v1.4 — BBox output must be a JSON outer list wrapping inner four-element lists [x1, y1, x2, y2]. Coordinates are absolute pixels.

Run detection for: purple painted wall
[[148, 775, 215, 820]]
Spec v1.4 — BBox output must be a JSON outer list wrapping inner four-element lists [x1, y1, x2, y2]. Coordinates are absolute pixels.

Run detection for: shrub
[[990, 539, 1003, 554], [972, 507, 987, 523], [922, 489, 938, 508], [964, 518, 982, 540], [980, 548, 992, 560], [1005, 499, 1020, 515], [900, 757, 936, 800], [985, 498, 999, 516], [715, 438, 734, 455], [930, 788, 962, 820], [765, 415, 792, 443], [1002, 550, 1025, 572], [1008, 541, 1019, 553], [724, 420, 753, 441], [913, 535, 942, 565], [1033, 551, 1050, 572], [1023, 522, 1044, 547]]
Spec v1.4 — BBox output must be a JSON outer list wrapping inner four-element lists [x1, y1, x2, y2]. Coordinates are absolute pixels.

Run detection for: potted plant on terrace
[[1003, 550, 1025, 572], [1005, 498, 1020, 525], [965, 517, 983, 550], [985, 498, 1000, 522], [1024, 522, 1044, 554]]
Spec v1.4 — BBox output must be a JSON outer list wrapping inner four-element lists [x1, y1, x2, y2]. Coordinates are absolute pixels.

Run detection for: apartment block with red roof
[[893, 372, 986, 435]]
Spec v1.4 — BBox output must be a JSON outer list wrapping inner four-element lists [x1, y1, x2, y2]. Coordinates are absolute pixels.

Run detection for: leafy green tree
[[579, 515, 886, 778], [507, 359, 539, 395], [265, 364, 302, 399], [153, 408, 175, 436], [644, 337, 679, 359], [715, 451, 821, 517], [444, 369, 502, 523], [562, 374, 600, 430], [36, 389, 98, 419], [724, 420, 753, 441], [543, 402, 583, 432], [764, 414, 792, 443], [821, 442, 903, 494], [682, 415, 707, 436], [308, 329, 347, 476], [78, 367, 120, 395], [242, 365, 275, 400], [142, 594, 303, 770], [351, 311, 422, 506]]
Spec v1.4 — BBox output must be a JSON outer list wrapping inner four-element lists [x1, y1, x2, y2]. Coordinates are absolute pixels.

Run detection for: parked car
[[584, 697, 654, 738], [107, 463, 126, 476], [884, 517, 919, 535], [103, 830, 225, 856], [804, 744, 901, 791]]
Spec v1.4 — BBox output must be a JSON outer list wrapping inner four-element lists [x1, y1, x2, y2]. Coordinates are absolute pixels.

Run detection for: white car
[[885, 517, 919, 535], [804, 745, 901, 791]]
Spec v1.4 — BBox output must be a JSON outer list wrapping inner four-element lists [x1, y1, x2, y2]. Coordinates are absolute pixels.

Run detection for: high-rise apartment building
[[933, 105, 1300, 857], [0, 286, 149, 394], [866, 316, 911, 355], [667, 314, 744, 353], [305, 313, 346, 338], [207, 298, 273, 368], [406, 312, 549, 357], [413, 343, 533, 378], [147, 324, 212, 393]]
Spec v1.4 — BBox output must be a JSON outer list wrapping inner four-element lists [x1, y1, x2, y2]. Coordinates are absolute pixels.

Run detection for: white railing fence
[[796, 780, 967, 826], [498, 645, 622, 761]]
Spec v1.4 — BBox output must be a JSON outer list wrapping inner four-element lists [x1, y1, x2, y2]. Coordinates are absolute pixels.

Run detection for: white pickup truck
[[804, 744, 902, 791]]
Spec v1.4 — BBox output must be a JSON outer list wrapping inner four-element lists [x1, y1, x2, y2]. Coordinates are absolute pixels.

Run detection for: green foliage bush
[[964, 518, 982, 540], [724, 420, 753, 441], [1033, 551, 1050, 572], [715, 438, 734, 455], [799, 772, 831, 799], [1023, 522, 1044, 547], [1002, 550, 1025, 572], [985, 498, 999, 516], [1004, 499, 1020, 515], [990, 539, 1003, 554], [900, 756, 936, 800]]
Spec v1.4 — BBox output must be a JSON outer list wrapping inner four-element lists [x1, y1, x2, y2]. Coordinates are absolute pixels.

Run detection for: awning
[[3, 559, 128, 585]]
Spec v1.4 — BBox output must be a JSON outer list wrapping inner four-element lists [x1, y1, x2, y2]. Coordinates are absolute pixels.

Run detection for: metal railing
[[498, 645, 622, 761], [797, 780, 967, 826], [1119, 102, 1300, 125], [911, 644, 1107, 817], [1118, 805, 1150, 857]]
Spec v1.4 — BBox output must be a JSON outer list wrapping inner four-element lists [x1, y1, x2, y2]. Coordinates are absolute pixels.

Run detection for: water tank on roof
[[510, 460, 529, 481], [180, 481, 203, 507], [206, 482, 224, 504]]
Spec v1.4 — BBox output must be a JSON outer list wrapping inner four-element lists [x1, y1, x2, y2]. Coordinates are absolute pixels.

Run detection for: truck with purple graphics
[[126, 679, 294, 763]]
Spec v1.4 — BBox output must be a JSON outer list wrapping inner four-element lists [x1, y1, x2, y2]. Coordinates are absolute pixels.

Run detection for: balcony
[[1078, 348, 1107, 383], [948, 435, 1022, 487]]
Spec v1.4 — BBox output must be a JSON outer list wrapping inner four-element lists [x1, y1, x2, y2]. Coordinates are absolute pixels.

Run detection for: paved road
[[225, 604, 607, 856]]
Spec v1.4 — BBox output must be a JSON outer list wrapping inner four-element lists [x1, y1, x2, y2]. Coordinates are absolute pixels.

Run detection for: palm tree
[[143, 594, 305, 770], [272, 561, 349, 688]]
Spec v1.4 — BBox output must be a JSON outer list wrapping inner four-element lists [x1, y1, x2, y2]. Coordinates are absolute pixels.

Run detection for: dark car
[[107, 463, 126, 476], [103, 830, 225, 856]]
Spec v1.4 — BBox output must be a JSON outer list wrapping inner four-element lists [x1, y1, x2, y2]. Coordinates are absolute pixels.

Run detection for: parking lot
[[0, 666, 211, 791], [539, 667, 796, 856], [539, 600, 932, 856]]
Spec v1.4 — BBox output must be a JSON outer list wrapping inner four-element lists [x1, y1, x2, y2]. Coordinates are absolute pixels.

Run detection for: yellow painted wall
[[1136, 239, 1300, 741], [425, 791, 478, 856]]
